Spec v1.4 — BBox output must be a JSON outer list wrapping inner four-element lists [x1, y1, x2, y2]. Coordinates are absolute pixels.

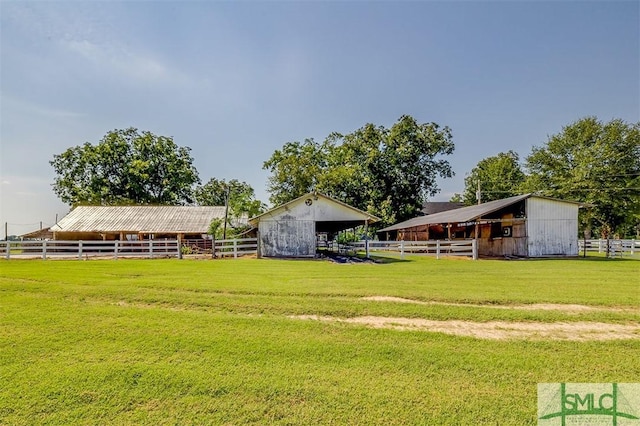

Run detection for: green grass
[[1, 256, 639, 425]]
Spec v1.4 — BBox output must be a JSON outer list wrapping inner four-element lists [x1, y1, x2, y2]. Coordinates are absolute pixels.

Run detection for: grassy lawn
[[1, 256, 639, 425]]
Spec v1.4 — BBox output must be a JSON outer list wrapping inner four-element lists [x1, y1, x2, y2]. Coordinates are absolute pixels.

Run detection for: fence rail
[[579, 239, 638, 256], [345, 239, 478, 260], [0, 240, 180, 260], [213, 238, 258, 258]]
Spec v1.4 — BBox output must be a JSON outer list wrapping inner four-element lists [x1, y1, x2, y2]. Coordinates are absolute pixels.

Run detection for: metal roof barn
[[249, 193, 380, 258], [378, 194, 583, 258], [49, 206, 239, 241]]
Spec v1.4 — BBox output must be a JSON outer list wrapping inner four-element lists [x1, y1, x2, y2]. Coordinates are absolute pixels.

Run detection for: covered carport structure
[[249, 193, 380, 258]]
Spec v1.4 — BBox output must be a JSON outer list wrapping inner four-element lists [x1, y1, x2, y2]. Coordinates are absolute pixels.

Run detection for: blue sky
[[1, 1, 638, 236]]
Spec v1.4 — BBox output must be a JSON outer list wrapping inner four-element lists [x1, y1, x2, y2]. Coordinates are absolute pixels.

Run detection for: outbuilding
[[378, 194, 583, 257], [49, 205, 240, 241], [249, 193, 380, 258]]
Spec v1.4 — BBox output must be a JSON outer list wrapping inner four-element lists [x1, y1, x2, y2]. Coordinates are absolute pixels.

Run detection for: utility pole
[[476, 180, 482, 205], [222, 185, 230, 240]]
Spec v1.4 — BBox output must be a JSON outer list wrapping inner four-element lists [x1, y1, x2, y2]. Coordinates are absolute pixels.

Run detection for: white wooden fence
[[213, 238, 258, 258], [579, 239, 638, 256], [345, 239, 478, 260], [0, 240, 180, 260]]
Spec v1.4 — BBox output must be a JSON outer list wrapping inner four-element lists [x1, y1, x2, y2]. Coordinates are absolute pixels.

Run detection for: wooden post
[[114, 240, 119, 259], [42, 240, 47, 260], [400, 240, 405, 259], [78, 241, 83, 259], [149, 240, 153, 258], [364, 220, 369, 258], [436, 240, 440, 260], [631, 239, 635, 255], [233, 239, 238, 259], [472, 239, 478, 260], [5, 241, 10, 260]]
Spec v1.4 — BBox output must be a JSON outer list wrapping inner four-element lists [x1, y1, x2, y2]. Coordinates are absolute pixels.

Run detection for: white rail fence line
[[213, 238, 258, 258], [0, 240, 180, 260], [579, 239, 638, 256], [346, 239, 478, 260]]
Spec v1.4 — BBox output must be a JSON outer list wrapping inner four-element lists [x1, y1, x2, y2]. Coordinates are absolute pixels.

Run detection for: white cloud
[[63, 38, 183, 84]]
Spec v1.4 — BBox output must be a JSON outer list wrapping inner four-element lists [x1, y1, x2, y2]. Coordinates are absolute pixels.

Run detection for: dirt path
[[291, 314, 640, 341], [361, 296, 639, 314]]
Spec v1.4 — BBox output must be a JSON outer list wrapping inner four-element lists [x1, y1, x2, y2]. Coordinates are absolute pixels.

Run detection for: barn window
[[490, 222, 502, 239]]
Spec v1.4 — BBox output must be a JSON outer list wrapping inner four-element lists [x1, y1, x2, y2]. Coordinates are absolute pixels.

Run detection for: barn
[[249, 193, 380, 258], [49, 205, 240, 241], [378, 194, 583, 257]]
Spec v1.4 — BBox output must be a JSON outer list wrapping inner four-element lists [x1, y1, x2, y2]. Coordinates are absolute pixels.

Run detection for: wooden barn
[[249, 193, 380, 258], [49, 206, 240, 241], [378, 194, 583, 257]]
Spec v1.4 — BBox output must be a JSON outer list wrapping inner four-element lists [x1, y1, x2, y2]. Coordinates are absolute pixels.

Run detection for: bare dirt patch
[[291, 315, 640, 341], [361, 296, 637, 314]]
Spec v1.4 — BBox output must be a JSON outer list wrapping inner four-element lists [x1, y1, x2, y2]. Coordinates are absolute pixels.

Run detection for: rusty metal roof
[[379, 194, 548, 233], [50, 206, 238, 234]]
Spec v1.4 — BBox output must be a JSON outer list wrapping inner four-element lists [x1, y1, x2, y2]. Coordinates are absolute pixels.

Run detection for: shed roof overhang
[[378, 193, 584, 233]]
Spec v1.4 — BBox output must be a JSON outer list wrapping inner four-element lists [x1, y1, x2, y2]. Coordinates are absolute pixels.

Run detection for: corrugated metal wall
[[259, 220, 316, 257], [526, 198, 578, 256]]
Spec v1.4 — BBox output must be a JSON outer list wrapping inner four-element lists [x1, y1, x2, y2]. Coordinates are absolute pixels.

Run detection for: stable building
[[249, 193, 380, 258], [378, 194, 583, 257], [49, 205, 239, 241]]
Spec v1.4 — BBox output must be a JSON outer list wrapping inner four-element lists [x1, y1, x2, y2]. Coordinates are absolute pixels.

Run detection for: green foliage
[[195, 178, 265, 218], [207, 218, 223, 239], [449, 193, 463, 203], [1, 258, 638, 424], [263, 115, 455, 226], [50, 128, 200, 206], [263, 138, 333, 206], [523, 117, 640, 237], [462, 150, 526, 205]]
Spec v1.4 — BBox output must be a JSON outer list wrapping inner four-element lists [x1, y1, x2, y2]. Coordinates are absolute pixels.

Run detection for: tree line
[[51, 116, 639, 238]]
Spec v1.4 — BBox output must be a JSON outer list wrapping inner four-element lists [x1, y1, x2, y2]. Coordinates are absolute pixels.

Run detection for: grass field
[[1, 255, 639, 425]]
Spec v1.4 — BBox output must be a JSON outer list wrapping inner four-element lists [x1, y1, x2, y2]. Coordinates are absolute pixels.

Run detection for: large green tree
[[263, 115, 455, 225], [51, 128, 200, 205], [459, 151, 526, 205], [194, 178, 265, 218], [523, 117, 640, 237]]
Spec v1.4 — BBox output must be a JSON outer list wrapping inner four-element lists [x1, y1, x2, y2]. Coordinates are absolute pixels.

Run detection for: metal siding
[[526, 198, 578, 256], [259, 220, 315, 257]]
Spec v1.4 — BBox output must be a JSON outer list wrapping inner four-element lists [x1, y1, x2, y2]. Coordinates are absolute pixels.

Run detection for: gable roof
[[249, 193, 380, 226], [378, 194, 582, 233], [50, 206, 236, 234]]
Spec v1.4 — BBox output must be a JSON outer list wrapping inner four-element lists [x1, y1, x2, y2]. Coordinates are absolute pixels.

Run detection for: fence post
[[400, 240, 405, 259], [149, 240, 153, 259], [114, 240, 119, 259], [78, 241, 83, 259], [4, 241, 9, 260], [42, 240, 47, 260], [598, 239, 603, 253], [365, 238, 370, 258], [177, 239, 182, 259], [472, 239, 478, 260], [631, 239, 635, 255], [436, 240, 440, 260], [233, 239, 238, 259]]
